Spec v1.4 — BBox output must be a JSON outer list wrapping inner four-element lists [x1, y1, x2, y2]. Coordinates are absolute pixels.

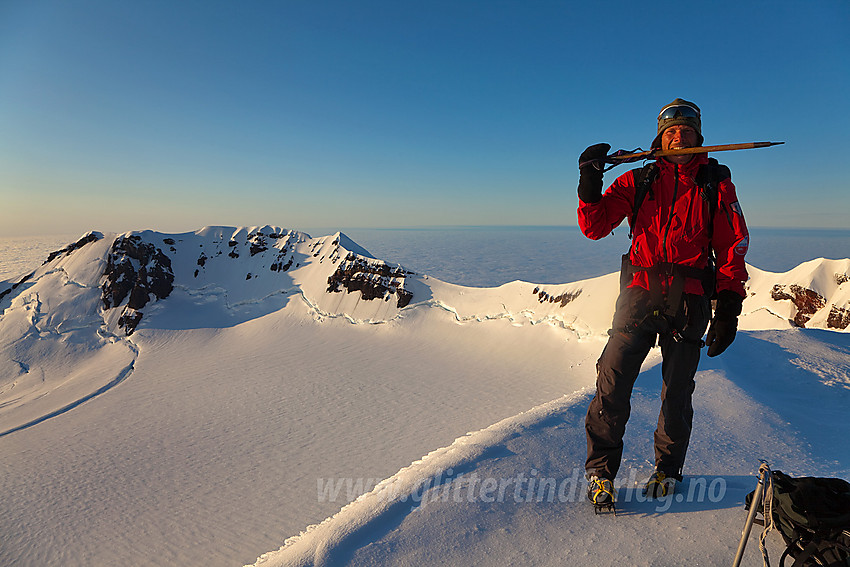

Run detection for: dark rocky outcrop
[[826, 305, 850, 330], [270, 250, 294, 273], [102, 235, 174, 335], [327, 253, 413, 308], [0, 272, 35, 302], [770, 284, 827, 327], [532, 287, 582, 307], [117, 311, 144, 335], [43, 232, 102, 264]]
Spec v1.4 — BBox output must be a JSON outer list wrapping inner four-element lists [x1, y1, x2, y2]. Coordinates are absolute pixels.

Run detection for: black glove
[[577, 143, 610, 203], [706, 289, 744, 357]]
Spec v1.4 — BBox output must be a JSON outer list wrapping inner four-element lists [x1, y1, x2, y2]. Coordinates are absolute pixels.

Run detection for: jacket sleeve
[[577, 170, 636, 240], [712, 176, 749, 297]]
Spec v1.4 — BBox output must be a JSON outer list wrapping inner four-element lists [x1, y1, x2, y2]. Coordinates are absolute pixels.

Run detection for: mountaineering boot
[[643, 470, 677, 498], [587, 475, 616, 513]]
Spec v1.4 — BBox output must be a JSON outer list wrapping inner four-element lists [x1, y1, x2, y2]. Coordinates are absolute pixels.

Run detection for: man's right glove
[[577, 143, 611, 203], [706, 289, 745, 357]]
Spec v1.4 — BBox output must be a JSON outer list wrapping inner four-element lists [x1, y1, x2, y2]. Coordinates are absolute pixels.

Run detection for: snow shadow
[[611, 475, 754, 517], [699, 329, 850, 475], [140, 285, 303, 331]]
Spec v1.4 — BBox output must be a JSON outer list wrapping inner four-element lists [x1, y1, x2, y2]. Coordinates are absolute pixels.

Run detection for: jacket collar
[[656, 152, 709, 176]]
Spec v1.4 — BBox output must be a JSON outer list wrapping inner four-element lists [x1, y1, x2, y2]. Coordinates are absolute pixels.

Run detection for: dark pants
[[585, 287, 710, 481]]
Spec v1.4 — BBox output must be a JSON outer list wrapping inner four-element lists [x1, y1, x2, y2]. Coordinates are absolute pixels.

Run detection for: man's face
[[661, 125, 699, 164]]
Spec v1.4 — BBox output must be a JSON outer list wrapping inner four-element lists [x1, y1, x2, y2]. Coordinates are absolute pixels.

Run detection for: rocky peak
[[102, 235, 175, 334], [326, 252, 414, 308], [770, 284, 826, 327]]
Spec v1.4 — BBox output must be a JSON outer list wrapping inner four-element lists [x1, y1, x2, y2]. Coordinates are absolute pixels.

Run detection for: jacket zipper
[[661, 164, 679, 265]]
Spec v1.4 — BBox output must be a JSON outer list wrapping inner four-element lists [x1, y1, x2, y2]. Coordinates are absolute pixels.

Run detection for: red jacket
[[577, 154, 749, 297]]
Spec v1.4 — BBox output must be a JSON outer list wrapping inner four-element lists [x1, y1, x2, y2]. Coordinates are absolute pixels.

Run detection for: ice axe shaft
[[580, 141, 785, 170], [621, 141, 785, 161]]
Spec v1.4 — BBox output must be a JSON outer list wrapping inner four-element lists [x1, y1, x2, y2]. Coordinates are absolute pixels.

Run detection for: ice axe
[[580, 141, 785, 171]]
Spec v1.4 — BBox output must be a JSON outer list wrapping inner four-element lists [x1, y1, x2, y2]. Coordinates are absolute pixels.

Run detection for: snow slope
[[0, 227, 848, 567], [251, 328, 850, 567]]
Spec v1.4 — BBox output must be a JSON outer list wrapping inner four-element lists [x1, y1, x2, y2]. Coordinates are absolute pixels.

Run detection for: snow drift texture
[[1, 226, 848, 567]]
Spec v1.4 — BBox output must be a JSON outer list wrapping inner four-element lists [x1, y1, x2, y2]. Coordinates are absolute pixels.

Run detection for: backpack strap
[[695, 157, 729, 230], [618, 162, 658, 299], [694, 157, 730, 299], [787, 539, 822, 567], [628, 162, 658, 240]]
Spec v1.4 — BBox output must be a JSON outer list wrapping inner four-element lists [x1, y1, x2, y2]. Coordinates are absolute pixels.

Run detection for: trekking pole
[[580, 141, 785, 170], [732, 462, 772, 567]]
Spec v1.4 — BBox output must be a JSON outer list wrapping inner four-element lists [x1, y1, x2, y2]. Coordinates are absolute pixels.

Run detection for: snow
[[252, 332, 848, 567], [0, 227, 848, 567]]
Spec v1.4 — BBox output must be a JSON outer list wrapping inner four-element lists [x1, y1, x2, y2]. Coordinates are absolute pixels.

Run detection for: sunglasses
[[658, 104, 700, 121]]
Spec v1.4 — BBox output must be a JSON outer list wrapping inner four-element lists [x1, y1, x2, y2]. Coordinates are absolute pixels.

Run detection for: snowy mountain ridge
[[4, 226, 850, 334], [2, 226, 849, 438], [1, 227, 848, 433], [1, 226, 849, 567]]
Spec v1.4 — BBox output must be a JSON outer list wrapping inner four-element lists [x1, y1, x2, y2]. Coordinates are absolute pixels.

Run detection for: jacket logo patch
[[730, 201, 744, 216], [734, 235, 749, 256]]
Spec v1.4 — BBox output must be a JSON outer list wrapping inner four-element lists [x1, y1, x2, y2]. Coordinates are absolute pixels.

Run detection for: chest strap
[[620, 254, 714, 317]]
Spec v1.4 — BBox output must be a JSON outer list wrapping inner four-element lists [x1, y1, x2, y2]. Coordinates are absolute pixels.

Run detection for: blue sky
[[0, 0, 847, 236]]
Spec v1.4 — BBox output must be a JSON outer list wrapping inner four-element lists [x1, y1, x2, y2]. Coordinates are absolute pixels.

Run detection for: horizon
[[1, 1, 848, 236], [3, 223, 850, 240], [4, 225, 849, 289]]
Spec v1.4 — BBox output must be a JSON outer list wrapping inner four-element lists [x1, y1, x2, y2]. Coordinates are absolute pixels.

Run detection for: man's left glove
[[577, 143, 610, 203], [706, 289, 745, 357]]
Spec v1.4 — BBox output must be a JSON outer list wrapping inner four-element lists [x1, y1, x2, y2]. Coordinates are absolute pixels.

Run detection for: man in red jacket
[[577, 99, 749, 507]]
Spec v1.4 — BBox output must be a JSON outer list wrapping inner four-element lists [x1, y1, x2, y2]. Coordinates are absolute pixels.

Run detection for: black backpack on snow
[[747, 470, 850, 566]]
